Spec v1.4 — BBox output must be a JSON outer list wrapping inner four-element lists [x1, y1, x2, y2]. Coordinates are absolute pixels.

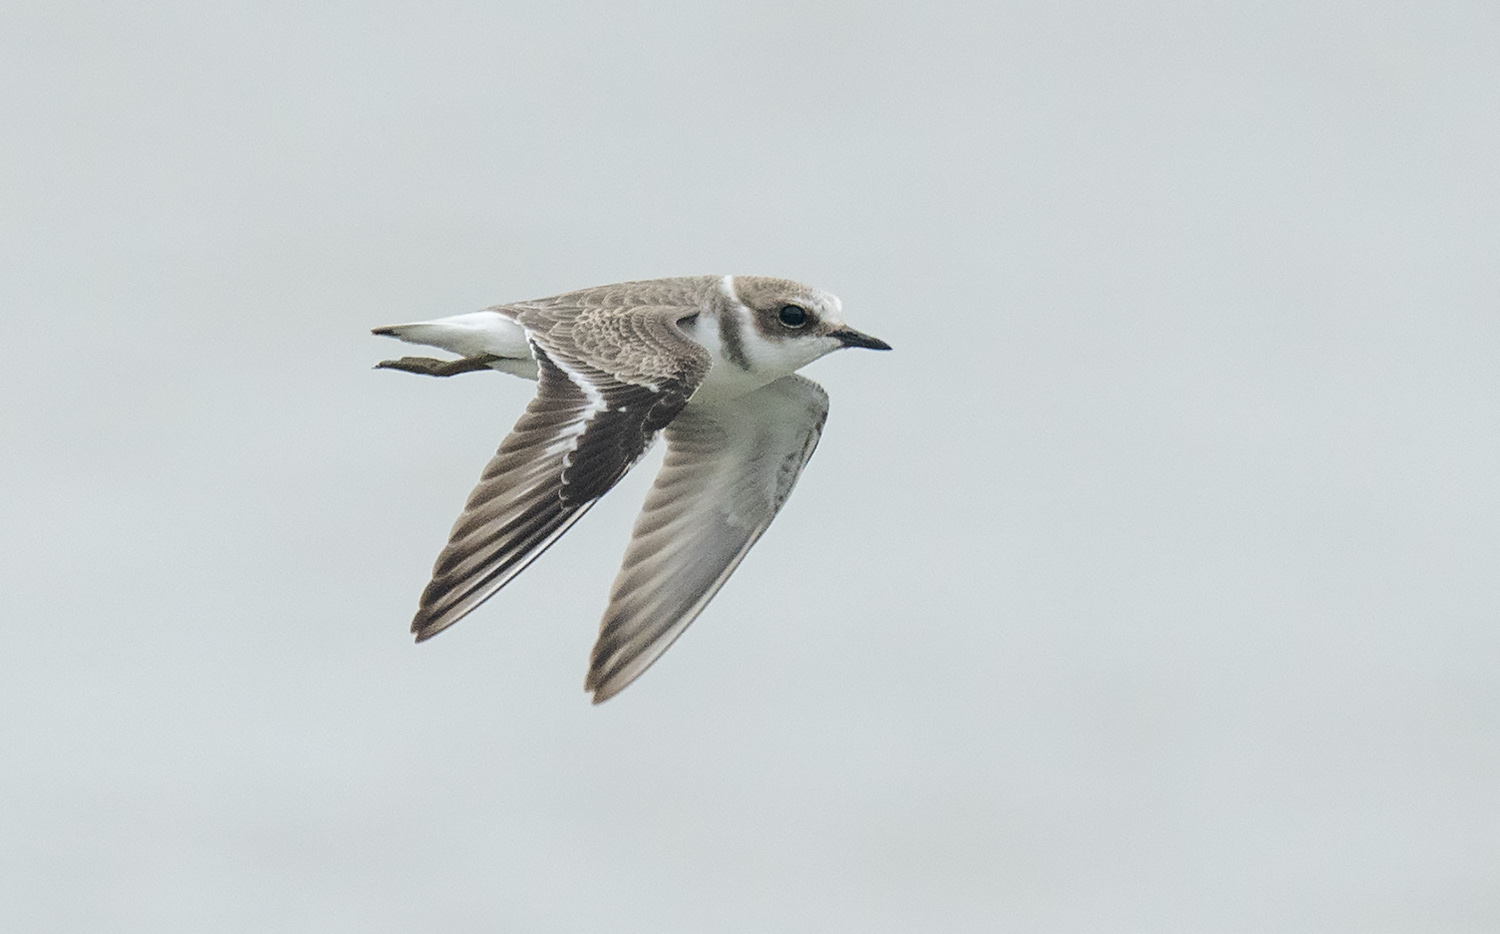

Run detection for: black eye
[[778, 304, 809, 328]]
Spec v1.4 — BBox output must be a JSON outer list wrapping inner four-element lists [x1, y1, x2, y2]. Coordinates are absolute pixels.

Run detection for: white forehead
[[805, 287, 843, 319], [722, 275, 844, 322]]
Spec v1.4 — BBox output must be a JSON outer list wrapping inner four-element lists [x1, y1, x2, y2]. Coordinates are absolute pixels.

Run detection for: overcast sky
[[3, 2, 1498, 931]]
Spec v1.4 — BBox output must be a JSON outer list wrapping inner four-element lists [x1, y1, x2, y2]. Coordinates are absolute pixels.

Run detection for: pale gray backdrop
[[3, 1, 1497, 931]]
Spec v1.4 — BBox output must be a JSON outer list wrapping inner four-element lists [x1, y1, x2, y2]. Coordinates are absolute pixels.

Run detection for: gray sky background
[[3, 1, 1497, 931]]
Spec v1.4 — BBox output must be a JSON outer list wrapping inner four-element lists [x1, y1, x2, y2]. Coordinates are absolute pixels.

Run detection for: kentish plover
[[375, 275, 889, 702]]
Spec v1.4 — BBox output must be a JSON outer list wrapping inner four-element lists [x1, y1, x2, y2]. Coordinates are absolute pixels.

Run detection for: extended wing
[[410, 299, 710, 641], [585, 374, 830, 702]]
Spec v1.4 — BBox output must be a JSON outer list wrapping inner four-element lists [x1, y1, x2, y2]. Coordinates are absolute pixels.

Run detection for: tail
[[372, 311, 539, 380], [370, 311, 531, 359]]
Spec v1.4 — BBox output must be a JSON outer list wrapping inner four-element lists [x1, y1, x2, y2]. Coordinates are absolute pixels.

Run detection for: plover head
[[725, 275, 892, 375]]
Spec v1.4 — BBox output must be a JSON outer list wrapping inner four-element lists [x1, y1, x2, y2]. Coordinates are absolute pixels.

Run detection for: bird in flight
[[374, 275, 890, 702]]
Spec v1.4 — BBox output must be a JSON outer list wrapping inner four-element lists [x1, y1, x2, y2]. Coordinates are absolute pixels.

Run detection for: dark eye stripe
[[778, 304, 809, 328]]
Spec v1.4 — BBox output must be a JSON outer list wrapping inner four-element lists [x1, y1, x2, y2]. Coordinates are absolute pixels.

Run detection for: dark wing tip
[[411, 613, 452, 643], [583, 636, 658, 704], [372, 326, 398, 336], [585, 675, 625, 705], [583, 662, 618, 704]]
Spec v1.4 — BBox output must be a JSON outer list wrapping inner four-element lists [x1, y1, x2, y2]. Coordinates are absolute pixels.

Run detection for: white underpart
[[379, 310, 540, 379]]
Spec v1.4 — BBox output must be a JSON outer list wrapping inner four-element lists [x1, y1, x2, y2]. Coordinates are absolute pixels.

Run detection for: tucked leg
[[375, 354, 502, 377]]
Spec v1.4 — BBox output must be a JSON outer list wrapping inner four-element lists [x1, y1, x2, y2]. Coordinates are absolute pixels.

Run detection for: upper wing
[[585, 374, 830, 702], [410, 299, 710, 641]]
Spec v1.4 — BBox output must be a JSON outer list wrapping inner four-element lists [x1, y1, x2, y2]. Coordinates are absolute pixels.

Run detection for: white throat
[[681, 276, 832, 405], [682, 307, 770, 405]]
